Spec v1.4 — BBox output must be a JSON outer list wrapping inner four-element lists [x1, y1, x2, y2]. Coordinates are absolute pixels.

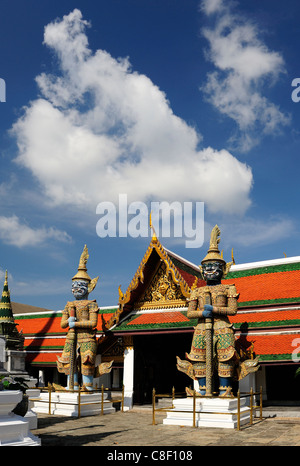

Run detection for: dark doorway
[[265, 364, 300, 402], [133, 332, 193, 404]]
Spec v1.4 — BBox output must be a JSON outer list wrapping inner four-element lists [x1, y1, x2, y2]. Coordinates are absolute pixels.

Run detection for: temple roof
[[12, 237, 300, 365], [225, 259, 300, 307], [11, 302, 54, 315], [110, 305, 300, 333]]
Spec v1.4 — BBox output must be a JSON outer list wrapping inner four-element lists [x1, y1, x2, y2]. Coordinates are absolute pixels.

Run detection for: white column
[[38, 370, 45, 387], [123, 336, 134, 411]]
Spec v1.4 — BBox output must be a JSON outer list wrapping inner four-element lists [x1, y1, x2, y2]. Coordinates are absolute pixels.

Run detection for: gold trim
[[134, 299, 187, 310]]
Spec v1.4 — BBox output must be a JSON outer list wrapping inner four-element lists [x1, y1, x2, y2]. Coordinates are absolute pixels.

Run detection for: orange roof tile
[[225, 269, 300, 305], [26, 352, 61, 364], [15, 309, 116, 335], [230, 308, 300, 325], [24, 337, 65, 348], [15, 315, 63, 334], [239, 332, 300, 357], [127, 311, 189, 326]]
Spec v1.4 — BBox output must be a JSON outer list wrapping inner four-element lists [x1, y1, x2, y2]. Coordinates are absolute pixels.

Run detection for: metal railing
[[151, 387, 186, 425], [31, 384, 124, 419], [238, 387, 263, 430], [152, 386, 263, 430]]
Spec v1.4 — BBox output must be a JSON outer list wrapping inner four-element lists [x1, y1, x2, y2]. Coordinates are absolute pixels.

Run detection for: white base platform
[[0, 414, 41, 446], [163, 397, 250, 429], [32, 391, 116, 417], [0, 391, 40, 446]]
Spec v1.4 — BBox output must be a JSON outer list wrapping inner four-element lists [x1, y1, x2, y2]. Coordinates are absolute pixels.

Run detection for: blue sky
[[0, 0, 300, 310]]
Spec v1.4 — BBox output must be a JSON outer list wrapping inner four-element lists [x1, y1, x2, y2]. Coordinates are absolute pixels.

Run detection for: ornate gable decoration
[[134, 261, 187, 310], [107, 235, 191, 328], [119, 235, 190, 308]]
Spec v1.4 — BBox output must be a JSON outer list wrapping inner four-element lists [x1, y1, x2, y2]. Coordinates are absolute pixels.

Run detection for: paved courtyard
[[31, 407, 300, 447]]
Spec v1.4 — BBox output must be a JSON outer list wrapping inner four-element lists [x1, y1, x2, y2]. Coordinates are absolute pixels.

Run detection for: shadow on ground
[[39, 430, 126, 446]]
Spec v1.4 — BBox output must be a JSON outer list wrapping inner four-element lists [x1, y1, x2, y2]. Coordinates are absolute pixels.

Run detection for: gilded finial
[[150, 211, 157, 243], [118, 285, 124, 302], [223, 248, 236, 278], [231, 248, 235, 265]]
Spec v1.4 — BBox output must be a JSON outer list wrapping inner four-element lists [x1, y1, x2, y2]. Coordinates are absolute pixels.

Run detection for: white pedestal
[[163, 397, 250, 429], [32, 391, 116, 417], [123, 346, 134, 411], [25, 389, 40, 429], [0, 391, 40, 446]]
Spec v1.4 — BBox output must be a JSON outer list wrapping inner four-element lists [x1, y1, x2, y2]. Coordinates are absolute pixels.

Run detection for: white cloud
[[200, 0, 290, 151], [221, 216, 296, 248], [11, 9, 253, 216], [200, 0, 224, 15], [0, 215, 72, 247]]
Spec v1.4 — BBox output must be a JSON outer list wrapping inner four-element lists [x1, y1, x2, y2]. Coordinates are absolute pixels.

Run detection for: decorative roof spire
[[0, 270, 14, 323]]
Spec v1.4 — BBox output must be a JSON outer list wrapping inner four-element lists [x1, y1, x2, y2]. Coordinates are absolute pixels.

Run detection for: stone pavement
[[31, 406, 300, 447]]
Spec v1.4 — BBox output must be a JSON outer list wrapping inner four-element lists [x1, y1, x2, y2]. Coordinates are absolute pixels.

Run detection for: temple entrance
[[133, 332, 193, 404], [265, 364, 300, 402]]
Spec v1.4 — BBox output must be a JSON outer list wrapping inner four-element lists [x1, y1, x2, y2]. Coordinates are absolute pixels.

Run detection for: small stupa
[[0, 271, 24, 351], [0, 271, 28, 377]]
